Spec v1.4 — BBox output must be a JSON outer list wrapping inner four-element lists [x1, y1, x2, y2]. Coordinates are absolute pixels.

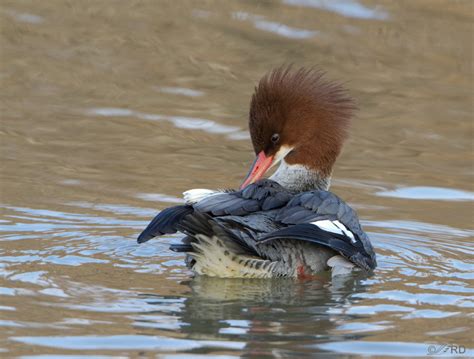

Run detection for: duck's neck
[[269, 160, 330, 192]]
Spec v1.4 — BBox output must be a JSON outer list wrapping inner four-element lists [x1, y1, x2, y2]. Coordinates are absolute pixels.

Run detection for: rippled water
[[1, 1, 473, 357]]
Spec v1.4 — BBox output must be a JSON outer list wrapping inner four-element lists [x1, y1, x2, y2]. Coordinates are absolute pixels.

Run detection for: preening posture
[[138, 67, 377, 278]]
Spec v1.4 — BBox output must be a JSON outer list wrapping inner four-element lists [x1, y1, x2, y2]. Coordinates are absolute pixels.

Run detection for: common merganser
[[138, 66, 377, 278]]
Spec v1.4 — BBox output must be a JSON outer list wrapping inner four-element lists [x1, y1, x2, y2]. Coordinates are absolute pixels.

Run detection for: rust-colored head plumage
[[249, 66, 355, 176]]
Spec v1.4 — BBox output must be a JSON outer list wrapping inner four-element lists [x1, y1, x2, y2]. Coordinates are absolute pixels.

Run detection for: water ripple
[[1, 200, 472, 355], [376, 186, 474, 201], [12, 335, 245, 351], [86, 108, 249, 140], [155, 86, 204, 97], [232, 11, 318, 39], [283, 0, 389, 20]]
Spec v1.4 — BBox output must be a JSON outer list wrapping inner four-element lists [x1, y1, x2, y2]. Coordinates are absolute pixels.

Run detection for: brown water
[[1, 0, 473, 357]]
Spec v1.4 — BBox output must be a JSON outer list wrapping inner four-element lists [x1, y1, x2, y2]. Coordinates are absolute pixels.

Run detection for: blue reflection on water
[[12, 335, 245, 351], [376, 186, 474, 201]]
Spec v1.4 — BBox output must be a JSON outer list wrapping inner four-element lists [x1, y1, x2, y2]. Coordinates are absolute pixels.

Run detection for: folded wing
[[256, 190, 377, 270]]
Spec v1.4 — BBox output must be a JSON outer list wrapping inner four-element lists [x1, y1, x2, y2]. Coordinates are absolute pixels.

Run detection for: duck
[[137, 66, 377, 279]]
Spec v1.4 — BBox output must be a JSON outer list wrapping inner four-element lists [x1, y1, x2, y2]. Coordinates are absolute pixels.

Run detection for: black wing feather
[[137, 180, 290, 243], [137, 205, 193, 243], [193, 179, 291, 216]]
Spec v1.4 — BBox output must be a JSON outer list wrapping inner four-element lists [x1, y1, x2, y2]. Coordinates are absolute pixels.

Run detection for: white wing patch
[[311, 220, 356, 243], [183, 189, 220, 204]]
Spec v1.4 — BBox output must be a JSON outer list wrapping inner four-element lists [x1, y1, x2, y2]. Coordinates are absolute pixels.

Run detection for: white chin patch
[[271, 145, 294, 168], [311, 219, 356, 243], [183, 189, 220, 204]]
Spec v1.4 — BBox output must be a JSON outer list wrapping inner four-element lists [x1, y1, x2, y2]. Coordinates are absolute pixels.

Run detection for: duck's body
[[138, 67, 377, 278]]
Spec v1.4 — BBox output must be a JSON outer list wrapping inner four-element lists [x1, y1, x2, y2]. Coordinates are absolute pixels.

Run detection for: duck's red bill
[[240, 151, 274, 189]]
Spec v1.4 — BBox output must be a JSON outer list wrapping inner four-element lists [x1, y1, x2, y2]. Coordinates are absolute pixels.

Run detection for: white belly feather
[[189, 234, 278, 278]]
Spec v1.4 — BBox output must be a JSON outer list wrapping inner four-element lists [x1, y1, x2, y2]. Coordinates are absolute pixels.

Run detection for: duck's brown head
[[241, 66, 355, 191]]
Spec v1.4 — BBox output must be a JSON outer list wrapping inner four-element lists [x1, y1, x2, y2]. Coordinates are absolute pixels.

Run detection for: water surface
[[1, 0, 473, 357]]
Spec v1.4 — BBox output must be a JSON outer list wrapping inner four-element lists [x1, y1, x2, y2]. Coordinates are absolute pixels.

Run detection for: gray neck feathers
[[269, 160, 330, 192]]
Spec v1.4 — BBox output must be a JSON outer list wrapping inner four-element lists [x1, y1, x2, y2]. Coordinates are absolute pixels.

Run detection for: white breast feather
[[183, 189, 220, 204]]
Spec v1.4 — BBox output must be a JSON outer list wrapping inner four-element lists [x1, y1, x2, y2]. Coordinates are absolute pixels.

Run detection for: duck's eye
[[271, 133, 280, 144]]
